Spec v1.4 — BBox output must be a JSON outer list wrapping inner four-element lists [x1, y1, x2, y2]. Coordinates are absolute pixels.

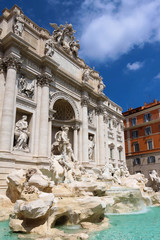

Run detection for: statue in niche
[[51, 126, 77, 184], [45, 38, 54, 57], [98, 77, 105, 94], [50, 22, 80, 58], [14, 115, 30, 152], [13, 13, 24, 36], [88, 135, 95, 161], [18, 75, 34, 98], [88, 110, 94, 124]]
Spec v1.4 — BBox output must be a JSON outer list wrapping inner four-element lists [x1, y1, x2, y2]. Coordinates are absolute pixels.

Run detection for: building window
[[132, 130, 138, 139], [147, 140, 153, 150], [148, 156, 155, 164], [133, 142, 139, 152], [144, 113, 151, 122], [110, 148, 113, 159], [108, 119, 111, 128], [145, 126, 151, 136], [133, 158, 141, 166], [131, 117, 137, 126]]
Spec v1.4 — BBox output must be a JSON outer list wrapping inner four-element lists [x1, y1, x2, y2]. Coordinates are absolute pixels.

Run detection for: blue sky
[[1, 0, 160, 112]]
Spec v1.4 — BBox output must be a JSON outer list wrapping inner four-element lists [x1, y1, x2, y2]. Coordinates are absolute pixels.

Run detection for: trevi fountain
[[0, 5, 160, 240]]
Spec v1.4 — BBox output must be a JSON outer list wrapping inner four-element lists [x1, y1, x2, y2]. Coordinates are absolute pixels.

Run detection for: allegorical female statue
[[14, 115, 30, 151]]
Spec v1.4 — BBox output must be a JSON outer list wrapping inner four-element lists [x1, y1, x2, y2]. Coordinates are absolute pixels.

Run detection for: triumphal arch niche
[[0, 5, 125, 192]]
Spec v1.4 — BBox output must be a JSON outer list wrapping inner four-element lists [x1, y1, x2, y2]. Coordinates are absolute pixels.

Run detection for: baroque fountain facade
[[0, 5, 160, 240]]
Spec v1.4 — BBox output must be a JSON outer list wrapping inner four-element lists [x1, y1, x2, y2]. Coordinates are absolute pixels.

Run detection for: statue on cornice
[[50, 22, 79, 58], [14, 115, 30, 152], [82, 66, 93, 83], [45, 38, 54, 57], [98, 77, 105, 94], [13, 13, 24, 37]]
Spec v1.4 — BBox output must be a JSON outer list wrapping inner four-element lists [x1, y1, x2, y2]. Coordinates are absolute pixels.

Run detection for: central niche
[[53, 99, 75, 121]]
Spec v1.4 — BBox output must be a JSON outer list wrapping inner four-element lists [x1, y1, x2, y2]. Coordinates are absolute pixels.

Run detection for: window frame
[[145, 126, 151, 136], [131, 117, 137, 126], [147, 156, 155, 164], [133, 142, 139, 152], [147, 139, 153, 150], [133, 158, 141, 166], [144, 113, 151, 122], [132, 130, 138, 139]]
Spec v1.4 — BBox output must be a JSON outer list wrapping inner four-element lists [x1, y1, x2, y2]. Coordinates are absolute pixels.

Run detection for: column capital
[[2, 55, 22, 71], [95, 105, 104, 115], [36, 73, 52, 87], [72, 124, 80, 131], [81, 96, 89, 106]]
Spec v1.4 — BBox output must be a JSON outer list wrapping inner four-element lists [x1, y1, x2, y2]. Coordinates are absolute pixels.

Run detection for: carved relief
[[14, 115, 30, 152], [18, 75, 35, 99], [88, 109, 94, 124], [13, 13, 24, 36], [45, 38, 54, 57]]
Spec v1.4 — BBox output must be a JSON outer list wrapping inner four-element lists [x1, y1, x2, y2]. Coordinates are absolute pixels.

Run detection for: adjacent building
[[0, 5, 125, 193], [123, 99, 160, 179]]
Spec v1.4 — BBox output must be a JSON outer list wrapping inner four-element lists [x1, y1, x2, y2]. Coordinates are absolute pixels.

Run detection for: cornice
[[124, 118, 160, 130], [123, 104, 160, 118], [1, 32, 30, 51]]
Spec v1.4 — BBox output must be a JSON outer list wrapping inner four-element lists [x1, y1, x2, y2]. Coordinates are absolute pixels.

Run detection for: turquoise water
[[0, 220, 18, 240], [90, 207, 160, 240], [1, 207, 160, 240]]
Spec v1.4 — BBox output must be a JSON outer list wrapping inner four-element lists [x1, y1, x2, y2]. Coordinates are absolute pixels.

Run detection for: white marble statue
[[88, 110, 94, 124], [70, 39, 80, 58], [88, 135, 95, 161], [13, 13, 24, 36], [18, 75, 34, 98], [82, 67, 92, 83], [14, 115, 30, 151], [102, 163, 114, 180], [98, 78, 105, 94], [45, 38, 54, 57], [50, 22, 80, 58], [149, 170, 160, 192]]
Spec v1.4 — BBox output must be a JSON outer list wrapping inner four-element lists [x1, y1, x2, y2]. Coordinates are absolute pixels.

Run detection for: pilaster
[[81, 95, 89, 163], [0, 56, 22, 152], [37, 73, 52, 157], [96, 104, 105, 166]]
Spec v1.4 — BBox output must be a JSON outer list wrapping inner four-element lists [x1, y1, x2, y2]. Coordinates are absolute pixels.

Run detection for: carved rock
[[14, 193, 54, 219], [6, 169, 26, 203]]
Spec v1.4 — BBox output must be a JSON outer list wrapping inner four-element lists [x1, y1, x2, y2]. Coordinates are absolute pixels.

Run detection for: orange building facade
[[123, 100, 160, 179]]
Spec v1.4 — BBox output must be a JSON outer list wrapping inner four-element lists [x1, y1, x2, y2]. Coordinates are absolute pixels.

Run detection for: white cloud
[[154, 73, 160, 79], [127, 62, 144, 71], [77, 0, 160, 61]]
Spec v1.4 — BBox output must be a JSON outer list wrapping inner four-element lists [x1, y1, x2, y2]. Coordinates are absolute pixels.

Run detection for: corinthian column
[[81, 95, 89, 163], [0, 56, 22, 152], [97, 105, 105, 165], [37, 74, 52, 157]]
